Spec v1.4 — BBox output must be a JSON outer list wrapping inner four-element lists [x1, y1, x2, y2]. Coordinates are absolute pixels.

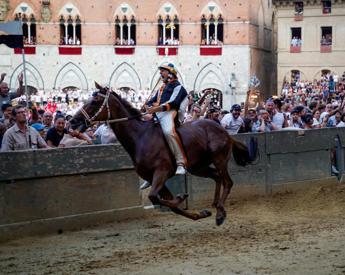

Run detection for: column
[[170, 23, 174, 43], [214, 22, 218, 44], [127, 23, 131, 45], [64, 23, 68, 44], [27, 22, 31, 44], [120, 23, 123, 45], [206, 22, 210, 45], [73, 23, 76, 45], [162, 23, 166, 45]]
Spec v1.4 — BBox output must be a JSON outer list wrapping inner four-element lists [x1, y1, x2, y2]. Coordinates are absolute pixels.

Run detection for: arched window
[[59, 15, 82, 45], [157, 3, 179, 46], [200, 2, 223, 45], [13, 3, 36, 45], [114, 4, 136, 46], [58, 4, 82, 45], [115, 15, 136, 45]]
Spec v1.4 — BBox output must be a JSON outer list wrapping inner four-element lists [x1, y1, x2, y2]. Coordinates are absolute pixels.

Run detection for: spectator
[[1, 105, 48, 151], [31, 123, 46, 138], [46, 115, 68, 147], [94, 123, 117, 144], [205, 108, 220, 124], [42, 111, 53, 137], [288, 109, 303, 129], [272, 98, 288, 130], [221, 104, 244, 135], [184, 104, 203, 122], [0, 73, 24, 118], [258, 109, 278, 132]]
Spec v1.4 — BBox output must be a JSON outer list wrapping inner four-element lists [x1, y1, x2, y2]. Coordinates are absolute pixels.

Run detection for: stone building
[[0, 0, 274, 108], [273, 0, 345, 91]]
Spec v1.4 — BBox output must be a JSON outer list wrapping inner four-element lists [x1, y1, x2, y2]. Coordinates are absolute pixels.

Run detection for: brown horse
[[70, 83, 255, 225]]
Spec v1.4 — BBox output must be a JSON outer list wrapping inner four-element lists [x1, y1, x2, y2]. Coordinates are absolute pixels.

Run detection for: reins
[[79, 88, 146, 127]]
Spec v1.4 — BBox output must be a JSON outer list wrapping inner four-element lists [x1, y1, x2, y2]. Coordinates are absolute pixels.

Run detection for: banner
[[0, 21, 23, 49]]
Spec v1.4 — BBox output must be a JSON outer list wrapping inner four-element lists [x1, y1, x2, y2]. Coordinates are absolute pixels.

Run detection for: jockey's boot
[[140, 180, 151, 190], [175, 164, 186, 175]]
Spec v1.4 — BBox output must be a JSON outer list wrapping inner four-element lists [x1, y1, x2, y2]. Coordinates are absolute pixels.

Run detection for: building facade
[[0, 0, 274, 108], [273, 0, 345, 91]]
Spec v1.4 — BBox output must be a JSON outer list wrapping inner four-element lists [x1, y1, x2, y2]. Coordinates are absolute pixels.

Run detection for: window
[[157, 14, 179, 46], [201, 14, 223, 45], [14, 13, 36, 45], [322, 1, 331, 14], [59, 15, 82, 45], [115, 15, 136, 46], [321, 26, 332, 45], [291, 27, 302, 46], [295, 1, 304, 15]]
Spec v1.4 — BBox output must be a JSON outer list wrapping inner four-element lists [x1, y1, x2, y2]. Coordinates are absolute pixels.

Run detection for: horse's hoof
[[216, 215, 225, 226], [177, 193, 189, 200], [200, 209, 212, 218]]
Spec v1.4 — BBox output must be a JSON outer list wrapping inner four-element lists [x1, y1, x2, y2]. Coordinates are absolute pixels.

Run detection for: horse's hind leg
[[159, 185, 212, 220], [214, 164, 234, 226]]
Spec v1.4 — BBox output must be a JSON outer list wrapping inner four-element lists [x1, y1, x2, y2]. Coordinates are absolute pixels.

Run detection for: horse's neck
[[110, 108, 146, 160]]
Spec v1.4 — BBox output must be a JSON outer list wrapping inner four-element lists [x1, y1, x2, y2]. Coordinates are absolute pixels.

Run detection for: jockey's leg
[[158, 110, 187, 174]]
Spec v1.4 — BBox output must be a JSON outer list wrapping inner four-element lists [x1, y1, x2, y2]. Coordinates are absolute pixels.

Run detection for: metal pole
[[21, 48, 29, 107]]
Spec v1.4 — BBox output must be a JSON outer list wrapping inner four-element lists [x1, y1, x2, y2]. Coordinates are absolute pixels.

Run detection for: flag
[[0, 21, 23, 49]]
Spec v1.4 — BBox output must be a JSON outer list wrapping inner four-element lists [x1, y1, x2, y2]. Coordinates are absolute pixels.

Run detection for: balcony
[[58, 45, 82, 55], [156, 46, 179, 56], [114, 46, 135, 55], [290, 45, 301, 53], [14, 46, 36, 55], [320, 45, 332, 53], [200, 45, 222, 56]]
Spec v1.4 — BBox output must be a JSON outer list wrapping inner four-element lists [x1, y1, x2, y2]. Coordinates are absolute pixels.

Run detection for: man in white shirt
[[221, 104, 244, 135]]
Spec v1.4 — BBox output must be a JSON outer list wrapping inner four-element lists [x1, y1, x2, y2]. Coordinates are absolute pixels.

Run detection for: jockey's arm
[[147, 86, 187, 114]]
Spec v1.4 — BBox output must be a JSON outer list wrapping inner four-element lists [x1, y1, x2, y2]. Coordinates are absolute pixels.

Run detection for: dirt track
[[1, 182, 345, 274]]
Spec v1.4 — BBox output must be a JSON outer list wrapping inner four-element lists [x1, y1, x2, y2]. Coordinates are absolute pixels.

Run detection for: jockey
[[145, 63, 188, 175]]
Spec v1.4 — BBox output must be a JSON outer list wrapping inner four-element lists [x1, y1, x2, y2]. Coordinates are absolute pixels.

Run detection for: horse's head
[[69, 82, 112, 132]]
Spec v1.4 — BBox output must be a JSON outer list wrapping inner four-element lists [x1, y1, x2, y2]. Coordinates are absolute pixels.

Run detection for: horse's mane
[[111, 91, 142, 118]]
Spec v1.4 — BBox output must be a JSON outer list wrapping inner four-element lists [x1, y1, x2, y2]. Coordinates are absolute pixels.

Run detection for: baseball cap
[[31, 123, 45, 132]]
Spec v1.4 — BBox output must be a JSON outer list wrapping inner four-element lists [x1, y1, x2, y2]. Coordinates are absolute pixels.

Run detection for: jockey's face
[[160, 69, 169, 81]]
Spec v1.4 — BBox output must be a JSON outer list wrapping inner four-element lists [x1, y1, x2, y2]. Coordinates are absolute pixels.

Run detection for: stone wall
[[1, 127, 344, 241]]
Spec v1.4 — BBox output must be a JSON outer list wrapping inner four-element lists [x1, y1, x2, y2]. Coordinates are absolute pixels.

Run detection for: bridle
[[79, 88, 144, 127]]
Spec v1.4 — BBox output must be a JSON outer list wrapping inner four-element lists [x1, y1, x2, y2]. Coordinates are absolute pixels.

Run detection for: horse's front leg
[[148, 171, 188, 208]]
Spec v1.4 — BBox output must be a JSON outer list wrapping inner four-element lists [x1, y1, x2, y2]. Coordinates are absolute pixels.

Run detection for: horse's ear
[[95, 82, 103, 90]]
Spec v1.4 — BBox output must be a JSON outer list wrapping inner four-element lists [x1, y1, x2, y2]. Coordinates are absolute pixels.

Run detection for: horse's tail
[[231, 137, 258, 166]]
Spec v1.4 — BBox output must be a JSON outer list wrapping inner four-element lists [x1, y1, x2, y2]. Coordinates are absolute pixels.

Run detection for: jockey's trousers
[[157, 110, 187, 166]]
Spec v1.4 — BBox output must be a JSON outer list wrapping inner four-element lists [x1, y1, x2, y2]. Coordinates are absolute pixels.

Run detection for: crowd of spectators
[[157, 37, 180, 46], [1, 70, 345, 173], [201, 35, 223, 46], [291, 36, 302, 47], [59, 36, 81, 46], [114, 37, 136, 46], [23, 36, 36, 45], [321, 35, 332, 46]]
